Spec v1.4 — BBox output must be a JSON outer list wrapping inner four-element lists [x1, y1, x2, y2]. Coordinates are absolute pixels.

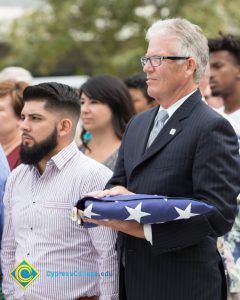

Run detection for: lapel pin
[[169, 128, 176, 135]]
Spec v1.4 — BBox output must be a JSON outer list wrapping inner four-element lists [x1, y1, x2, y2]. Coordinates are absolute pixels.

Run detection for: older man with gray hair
[[85, 18, 240, 300]]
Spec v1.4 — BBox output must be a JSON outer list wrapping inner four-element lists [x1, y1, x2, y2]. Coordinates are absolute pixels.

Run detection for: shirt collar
[[158, 89, 197, 120], [30, 141, 79, 173], [50, 141, 79, 170]]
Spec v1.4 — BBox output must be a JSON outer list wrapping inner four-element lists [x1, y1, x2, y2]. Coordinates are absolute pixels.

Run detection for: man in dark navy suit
[[86, 18, 240, 300]]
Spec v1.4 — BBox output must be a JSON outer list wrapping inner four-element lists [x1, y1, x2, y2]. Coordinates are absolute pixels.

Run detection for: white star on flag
[[84, 204, 100, 218], [125, 202, 151, 223], [174, 203, 199, 220]]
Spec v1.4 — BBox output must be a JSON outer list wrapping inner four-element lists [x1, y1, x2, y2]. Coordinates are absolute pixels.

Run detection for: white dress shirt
[[1, 142, 118, 300]]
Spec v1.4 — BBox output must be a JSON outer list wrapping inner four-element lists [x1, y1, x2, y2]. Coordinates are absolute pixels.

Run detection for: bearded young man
[[1, 82, 118, 300]]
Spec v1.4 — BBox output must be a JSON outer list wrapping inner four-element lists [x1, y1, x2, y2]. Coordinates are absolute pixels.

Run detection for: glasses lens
[[141, 56, 162, 67], [151, 57, 161, 67], [141, 57, 147, 66]]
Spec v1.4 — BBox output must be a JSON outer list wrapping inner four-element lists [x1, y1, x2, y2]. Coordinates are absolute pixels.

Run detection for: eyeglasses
[[140, 55, 190, 67]]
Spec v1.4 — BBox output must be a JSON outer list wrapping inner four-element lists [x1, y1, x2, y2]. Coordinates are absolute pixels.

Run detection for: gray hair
[[0, 66, 32, 84], [146, 18, 209, 83]]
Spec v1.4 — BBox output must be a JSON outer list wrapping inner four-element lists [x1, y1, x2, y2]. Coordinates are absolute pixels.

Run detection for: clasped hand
[[83, 186, 145, 239]]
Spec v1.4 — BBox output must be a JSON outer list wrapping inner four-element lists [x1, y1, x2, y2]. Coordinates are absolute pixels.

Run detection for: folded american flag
[[71, 194, 215, 228]]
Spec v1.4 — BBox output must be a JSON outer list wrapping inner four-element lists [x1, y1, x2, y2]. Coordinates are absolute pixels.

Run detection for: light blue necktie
[[147, 109, 169, 148]]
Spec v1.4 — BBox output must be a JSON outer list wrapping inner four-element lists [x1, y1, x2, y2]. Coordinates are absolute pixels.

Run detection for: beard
[[20, 127, 58, 165], [211, 89, 222, 97]]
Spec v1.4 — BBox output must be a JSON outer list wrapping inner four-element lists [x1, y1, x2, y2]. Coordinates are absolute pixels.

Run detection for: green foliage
[[1, 0, 240, 77]]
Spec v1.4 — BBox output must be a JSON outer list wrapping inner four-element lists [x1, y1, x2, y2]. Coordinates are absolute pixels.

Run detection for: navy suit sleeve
[[151, 118, 240, 254], [106, 109, 240, 255]]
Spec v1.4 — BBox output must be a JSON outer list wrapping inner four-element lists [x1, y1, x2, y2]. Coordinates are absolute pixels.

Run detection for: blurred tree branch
[[0, 0, 239, 77]]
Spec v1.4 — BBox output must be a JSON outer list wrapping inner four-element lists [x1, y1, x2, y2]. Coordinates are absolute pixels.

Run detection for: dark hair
[[23, 82, 80, 126], [0, 79, 28, 118], [208, 34, 240, 64], [124, 73, 155, 103], [79, 75, 134, 147]]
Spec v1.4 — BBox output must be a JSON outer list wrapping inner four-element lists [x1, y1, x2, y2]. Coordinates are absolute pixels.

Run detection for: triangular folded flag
[[72, 194, 215, 228]]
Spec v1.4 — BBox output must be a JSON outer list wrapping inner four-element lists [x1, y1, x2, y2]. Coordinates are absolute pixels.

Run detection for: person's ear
[[185, 57, 197, 77], [57, 118, 72, 137]]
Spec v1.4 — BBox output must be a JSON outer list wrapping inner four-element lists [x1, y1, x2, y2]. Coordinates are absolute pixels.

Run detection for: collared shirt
[[0, 145, 10, 240], [144, 89, 197, 244], [1, 142, 118, 300], [158, 89, 197, 123]]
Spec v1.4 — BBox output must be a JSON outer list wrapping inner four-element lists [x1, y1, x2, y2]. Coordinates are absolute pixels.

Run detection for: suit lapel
[[135, 106, 160, 159], [133, 90, 202, 169], [140, 117, 182, 163]]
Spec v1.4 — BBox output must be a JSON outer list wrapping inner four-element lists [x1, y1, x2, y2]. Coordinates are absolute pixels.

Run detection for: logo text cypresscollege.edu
[[46, 271, 112, 278]]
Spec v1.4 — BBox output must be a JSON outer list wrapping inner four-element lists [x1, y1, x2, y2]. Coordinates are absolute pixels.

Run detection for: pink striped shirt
[[1, 142, 118, 300]]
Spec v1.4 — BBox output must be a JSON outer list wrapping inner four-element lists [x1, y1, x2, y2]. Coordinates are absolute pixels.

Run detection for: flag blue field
[[73, 194, 215, 228]]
